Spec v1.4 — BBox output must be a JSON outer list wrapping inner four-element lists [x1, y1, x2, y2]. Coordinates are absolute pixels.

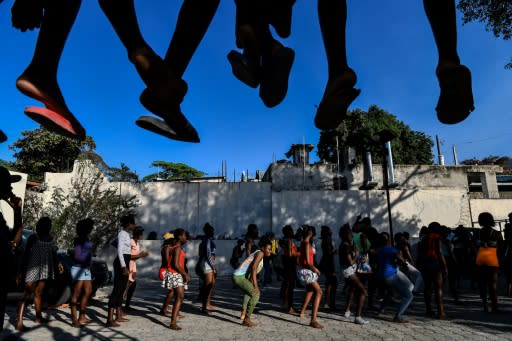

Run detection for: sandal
[[259, 46, 295, 108], [227, 50, 261, 88], [314, 69, 360, 130], [435, 64, 474, 124]]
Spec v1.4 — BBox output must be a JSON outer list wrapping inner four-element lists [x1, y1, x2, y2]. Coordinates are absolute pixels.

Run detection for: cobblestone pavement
[[2, 276, 512, 341]]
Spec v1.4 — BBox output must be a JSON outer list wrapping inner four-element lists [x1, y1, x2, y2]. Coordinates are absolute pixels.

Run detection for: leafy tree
[[9, 128, 96, 181], [457, 0, 512, 68], [317, 105, 434, 168], [143, 161, 205, 181], [37, 161, 140, 250], [107, 163, 139, 182]]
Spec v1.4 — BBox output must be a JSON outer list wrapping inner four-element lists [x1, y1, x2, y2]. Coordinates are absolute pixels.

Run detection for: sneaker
[[344, 311, 351, 319], [354, 316, 369, 325]]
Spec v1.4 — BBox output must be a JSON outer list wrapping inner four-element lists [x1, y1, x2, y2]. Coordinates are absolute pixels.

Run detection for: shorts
[[342, 264, 357, 279], [162, 271, 185, 289], [71, 265, 92, 281], [201, 259, 214, 274], [296, 267, 318, 286]]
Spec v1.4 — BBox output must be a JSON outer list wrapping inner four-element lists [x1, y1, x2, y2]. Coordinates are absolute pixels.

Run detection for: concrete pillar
[[480, 172, 499, 199]]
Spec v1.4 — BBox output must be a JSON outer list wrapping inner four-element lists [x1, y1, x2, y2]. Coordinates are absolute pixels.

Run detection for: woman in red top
[[162, 229, 190, 330], [296, 225, 323, 329], [418, 222, 448, 319]]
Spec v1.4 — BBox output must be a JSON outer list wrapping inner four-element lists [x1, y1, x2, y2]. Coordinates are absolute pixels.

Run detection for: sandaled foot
[[17, 76, 86, 139], [0, 130, 6, 143], [227, 50, 261, 88], [129, 46, 174, 95], [242, 317, 257, 327], [139, 90, 200, 143], [310, 320, 324, 329], [169, 323, 182, 330], [259, 46, 295, 108], [435, 63, 474, 124], [315, 68, 360, 130], [136, 115, 199, 143]]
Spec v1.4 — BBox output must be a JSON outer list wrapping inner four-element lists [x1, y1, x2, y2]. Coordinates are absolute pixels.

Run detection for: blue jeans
[[379, 272, 413, 319]]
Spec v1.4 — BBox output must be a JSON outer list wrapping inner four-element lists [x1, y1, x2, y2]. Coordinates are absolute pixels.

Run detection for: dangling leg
[[15, 0, 86, 139], [138, 0, 220, 143], [423, 0, 474, 124], [314, 0, 360, 131]]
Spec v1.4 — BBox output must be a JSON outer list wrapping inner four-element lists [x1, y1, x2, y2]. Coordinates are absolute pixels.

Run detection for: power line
[[455, 131, 512, 145]]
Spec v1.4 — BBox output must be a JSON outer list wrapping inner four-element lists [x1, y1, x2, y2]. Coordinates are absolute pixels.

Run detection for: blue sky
[[1, 1, 511, 180]]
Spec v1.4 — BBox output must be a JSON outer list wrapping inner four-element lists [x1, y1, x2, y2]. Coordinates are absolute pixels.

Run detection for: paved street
[[2, 276, 512, 341]]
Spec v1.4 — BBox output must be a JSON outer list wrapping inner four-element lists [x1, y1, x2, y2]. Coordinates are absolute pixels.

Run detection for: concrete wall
[[469, 199, 512, 225]]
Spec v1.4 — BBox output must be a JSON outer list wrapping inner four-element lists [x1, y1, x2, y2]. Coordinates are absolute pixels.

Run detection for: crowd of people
[[1, 163, 511, 333]]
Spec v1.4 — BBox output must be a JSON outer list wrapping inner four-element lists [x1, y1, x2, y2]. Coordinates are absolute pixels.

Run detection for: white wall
[[0, 171, 27, 228]]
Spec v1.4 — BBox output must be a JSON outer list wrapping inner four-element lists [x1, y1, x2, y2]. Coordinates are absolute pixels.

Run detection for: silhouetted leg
[[423, 0, 474, 124], [315, 0, 360, 131], [138, 0, 219, 143], [0, 130, 6, 143], [15, 0, 86, 139]]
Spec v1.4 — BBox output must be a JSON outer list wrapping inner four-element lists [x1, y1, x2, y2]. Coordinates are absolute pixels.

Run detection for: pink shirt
[[129, 239, 139, 282]]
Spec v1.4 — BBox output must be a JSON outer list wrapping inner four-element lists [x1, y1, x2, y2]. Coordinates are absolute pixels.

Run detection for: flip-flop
[[314, 70, 360, 130], [259, 46, 295, 108], [139, 90, 200, 143], [136, 116, 199, 143], [227, 50, 261, 88], [24, 106, 85, 140], [0, 130, 6, 143], [436, 64, 474, 124]]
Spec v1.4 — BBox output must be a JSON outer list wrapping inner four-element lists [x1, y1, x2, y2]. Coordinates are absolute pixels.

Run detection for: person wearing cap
[[124, 226, 149, 311], [106, 214, 137, 327], [0, 166, 23, 332], [70, 218, 95, 328]]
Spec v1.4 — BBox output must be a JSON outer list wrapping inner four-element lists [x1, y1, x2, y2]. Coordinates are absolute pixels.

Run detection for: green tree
[[317, 105, 434, 168], [143, 161, 205, 181], [39, 161, 140, 249], [107, 163, 139, 182], [457, 0, 512, 68], [9, 128, 96, 181]]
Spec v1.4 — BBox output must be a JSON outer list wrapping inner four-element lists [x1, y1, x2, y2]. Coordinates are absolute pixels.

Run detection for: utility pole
[[436, 135, 445, 165], [452, 145, 459, 165]]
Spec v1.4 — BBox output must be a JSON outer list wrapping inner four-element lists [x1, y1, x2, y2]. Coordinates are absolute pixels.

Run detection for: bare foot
[[115, 317, 129, 323], [106, 320, 120, 328], [299, 311, 309, 318], [310, 320, 324, 329], [242, 317, 257, 327], [169, 323, 182, 330], [34, 317, 50, 324], [71, 321, 81, 328], [240, 310, 246, 321], [78, 317, 92, 325], [16, 73, 85, 139]]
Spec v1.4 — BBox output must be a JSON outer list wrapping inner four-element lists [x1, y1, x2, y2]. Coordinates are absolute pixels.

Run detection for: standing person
[[70, 218, 94, 328], [0, 167, 23, 333], [230, 238, 245, 270], [198, 223, 216, 314], [125, 226, 149, 311], [319, 225, 338, 310], [339, 224, 369, 325], [396, 232, 423, 294], [162, 229, 190, 330], [233, 238, 272, 327], [503, 221, 512, 297], [475, 212, 503, 313], [16, 217, 62, 331], [159, 232, 176, 316], [296, 225, 323, 329], [418, 222, 448, 319], [279, 225, 297, 313], [376, 232, 414, 323], [106, 214, 137, 327]]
